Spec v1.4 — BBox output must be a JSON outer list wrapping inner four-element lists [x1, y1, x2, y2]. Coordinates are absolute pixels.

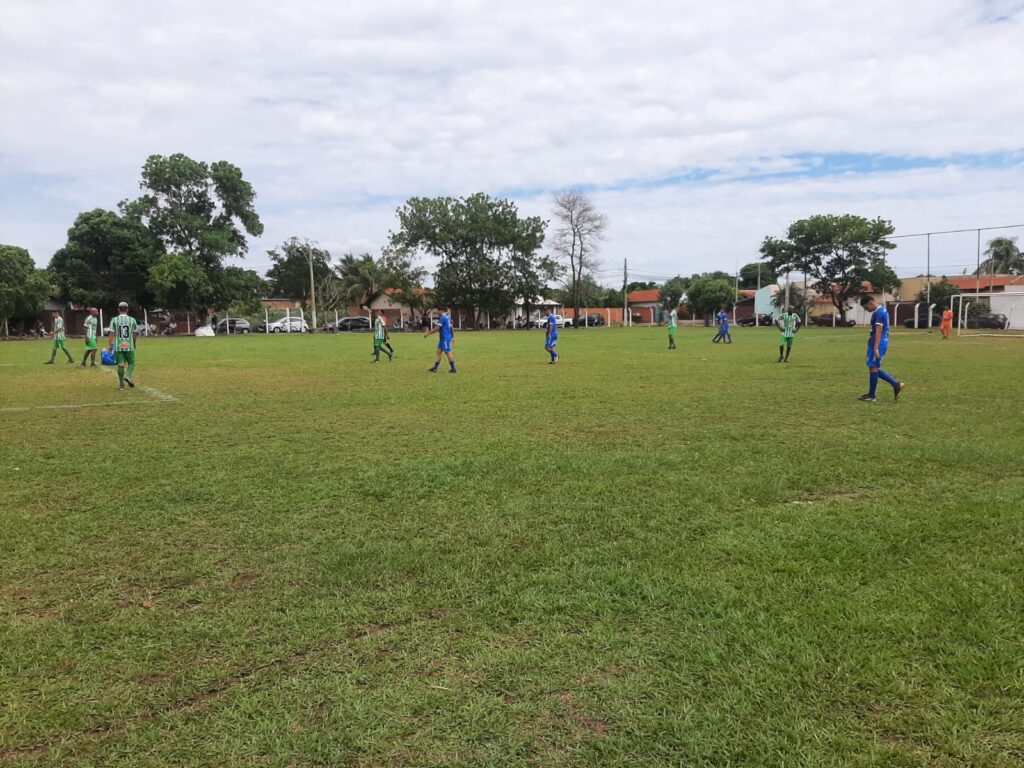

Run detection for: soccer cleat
[[90, 363, 97, 367], [119, 384, 125, 391], [44, 361, 54, 365], [784, 358, 790, 363], [81, 362, 86, 367], [858, 394, 876, 402], [894, 382, 905, 401], [125, 377, 135, 388], [448, 369, 457, 374], [428, 367, 438, 373]]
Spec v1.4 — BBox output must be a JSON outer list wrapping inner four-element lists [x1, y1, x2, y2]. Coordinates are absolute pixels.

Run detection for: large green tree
[[146, 253, 214, 312], [121, 153, 263, 311], [740, 261, 776, 290], [389, 194, 547, 324], [660, 276, 688, 311], [220, 266, 267, 315], [760, 214, 898, 322], [0, 245, 53, 334], [686, 276, 735, 325], [266, 238, 333, 305], [48, 209, 162, 310]]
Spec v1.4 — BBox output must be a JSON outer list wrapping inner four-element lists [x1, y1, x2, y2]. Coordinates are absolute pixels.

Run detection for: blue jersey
[[546, 314, 558, 340], [868, 306, 889, 346], [438, 314, 452, 342], [717, 312, 729, 329]]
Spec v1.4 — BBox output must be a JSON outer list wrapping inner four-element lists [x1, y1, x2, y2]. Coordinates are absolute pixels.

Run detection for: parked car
[[258, 317, 310, 333], [902, 312, 943, 329], [215, 318, 251, 334], [505, 318, 538, 329], [103, 320, 151, 336], [537, 314, 572, 328], [572, 313, 606, 327], [811, 313, 857, 327], [967, 313, 1008, 329], [736, 313, 775, 327], [323, 316, 371, 332]]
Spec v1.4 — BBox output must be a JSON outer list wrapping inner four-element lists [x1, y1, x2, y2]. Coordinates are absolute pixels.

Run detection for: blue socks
[[449, 360, 456, 371], [878, 370, 898, 390], [869, 370, 898, 397]]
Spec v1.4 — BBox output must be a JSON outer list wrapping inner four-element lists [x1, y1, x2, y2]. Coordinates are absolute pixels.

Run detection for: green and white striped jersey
[[83, 315, 97, 341], [110, 315, 137, 351], [374, 316, 386, 341], [53, 316, 65, 341], [779, 312, 799, 337]]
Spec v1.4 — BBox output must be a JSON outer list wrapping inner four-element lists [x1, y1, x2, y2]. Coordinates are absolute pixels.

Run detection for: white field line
[[0, 371, 179, 412], [1, 400, 152, 413], [100, 367, 179, 403]]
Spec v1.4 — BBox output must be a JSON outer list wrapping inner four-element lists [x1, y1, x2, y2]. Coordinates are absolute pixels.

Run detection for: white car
[[539, 315, 572, 328], [268, 317, 309, 333]]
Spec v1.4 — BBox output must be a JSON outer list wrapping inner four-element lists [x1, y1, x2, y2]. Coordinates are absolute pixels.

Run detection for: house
[[626, 289, 661, 325]]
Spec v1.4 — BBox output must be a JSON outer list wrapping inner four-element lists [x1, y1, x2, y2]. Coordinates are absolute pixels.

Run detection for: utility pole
[[305, 238, 318, 332], [926, 233, 931, 307], [622, 259, 628, 327]]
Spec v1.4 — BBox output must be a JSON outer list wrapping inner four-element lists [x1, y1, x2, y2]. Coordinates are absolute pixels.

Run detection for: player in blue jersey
[[544, 312, 559, 364], [859, 295, 904, 402], [424, 309, 457, 373], [712, 310, 732, 343]]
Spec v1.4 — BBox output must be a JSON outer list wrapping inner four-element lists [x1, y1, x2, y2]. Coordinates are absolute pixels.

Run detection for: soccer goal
[[952, 293, 1024, 338]]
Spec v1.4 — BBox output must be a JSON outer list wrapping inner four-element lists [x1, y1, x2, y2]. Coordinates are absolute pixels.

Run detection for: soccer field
[[2, 327, 1022, 767]]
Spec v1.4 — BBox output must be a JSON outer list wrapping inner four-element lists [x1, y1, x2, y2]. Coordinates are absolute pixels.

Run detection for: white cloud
[[1, 0, 1022, 278]]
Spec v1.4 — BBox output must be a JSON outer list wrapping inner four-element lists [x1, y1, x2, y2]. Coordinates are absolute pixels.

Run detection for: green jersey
[[779, 312, 799, 337], [668, 309, 678, 330], [373, 316, 386, 341], [110, 315, 138, 351], [83, 315, 97, 341], [53, 316, 65, 341]]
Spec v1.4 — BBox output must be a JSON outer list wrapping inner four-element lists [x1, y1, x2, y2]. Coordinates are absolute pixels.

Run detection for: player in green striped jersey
[[372, 310, 392, 362], [45, 310, 75, 364], [667, 307, 678, 349], [81, 307, 99, 367], [776, 306, 801, 363], [108, 302, 139, 390]]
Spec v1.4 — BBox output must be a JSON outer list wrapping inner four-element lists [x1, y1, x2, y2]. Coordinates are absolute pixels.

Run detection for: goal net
[[952, 293, 1024, 338]]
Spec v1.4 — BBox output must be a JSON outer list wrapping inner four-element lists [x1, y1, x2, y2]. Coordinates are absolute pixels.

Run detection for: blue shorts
[[546, 337, 557, 348], [867, 343, 888, 368], [437, 339, 452, 353]]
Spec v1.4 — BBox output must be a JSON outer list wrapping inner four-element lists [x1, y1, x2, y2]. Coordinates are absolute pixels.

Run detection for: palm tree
[[336, 253, 385, 307], [977, 237, 1022, 276]]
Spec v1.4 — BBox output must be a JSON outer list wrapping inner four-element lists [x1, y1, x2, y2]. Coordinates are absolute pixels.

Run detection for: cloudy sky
[[2, 0, 1023, 286]]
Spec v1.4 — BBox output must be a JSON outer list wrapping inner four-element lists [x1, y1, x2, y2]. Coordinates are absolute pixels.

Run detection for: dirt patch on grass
[[230, 571, 261, 590]]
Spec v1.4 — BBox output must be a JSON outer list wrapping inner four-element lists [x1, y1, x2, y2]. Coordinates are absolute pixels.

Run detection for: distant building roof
[[627, 289, 661, 304], [946, 275, 1024, 290]]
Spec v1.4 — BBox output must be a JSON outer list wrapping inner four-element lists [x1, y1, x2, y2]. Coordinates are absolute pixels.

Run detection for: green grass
[[1, 327, 1022, 767]]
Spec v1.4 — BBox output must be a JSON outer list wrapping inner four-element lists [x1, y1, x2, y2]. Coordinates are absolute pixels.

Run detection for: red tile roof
[[627, 289, 661, 303], [946, 275, 1024, 290]]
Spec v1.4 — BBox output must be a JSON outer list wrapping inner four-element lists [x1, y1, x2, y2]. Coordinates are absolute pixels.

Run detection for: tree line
[[3, 152, 1020, 332]]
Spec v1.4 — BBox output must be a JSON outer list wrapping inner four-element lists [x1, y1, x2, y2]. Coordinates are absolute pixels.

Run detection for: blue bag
[[101, 349, 116, 366]]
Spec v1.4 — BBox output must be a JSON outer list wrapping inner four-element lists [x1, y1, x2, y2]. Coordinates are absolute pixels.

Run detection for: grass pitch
[[1, 327, 1022, 767]]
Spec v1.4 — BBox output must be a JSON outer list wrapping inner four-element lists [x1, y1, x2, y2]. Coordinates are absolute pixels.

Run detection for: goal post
[[952, 292, 1024, 337]]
